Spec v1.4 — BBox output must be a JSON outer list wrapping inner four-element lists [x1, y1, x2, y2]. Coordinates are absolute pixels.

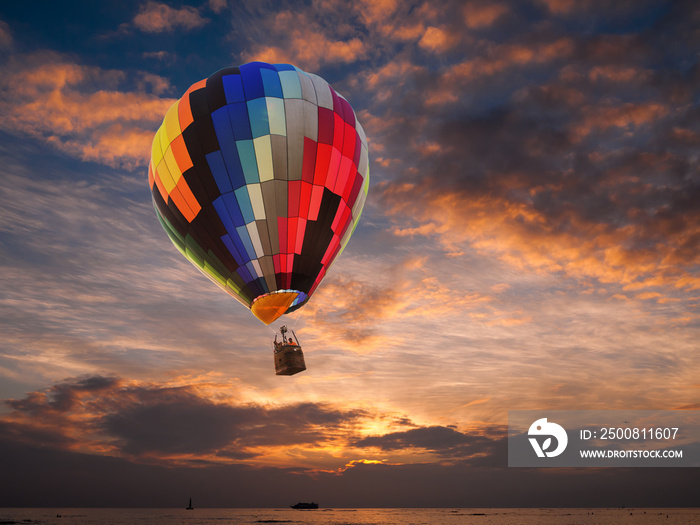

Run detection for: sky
[[0, 0, 699, 508]]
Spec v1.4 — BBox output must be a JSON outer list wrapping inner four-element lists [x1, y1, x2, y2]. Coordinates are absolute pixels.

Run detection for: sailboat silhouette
[[186, 497, 194, 510]]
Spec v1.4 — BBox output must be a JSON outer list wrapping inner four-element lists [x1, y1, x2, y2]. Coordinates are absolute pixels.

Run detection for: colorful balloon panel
[[149, 63, 369, 325]]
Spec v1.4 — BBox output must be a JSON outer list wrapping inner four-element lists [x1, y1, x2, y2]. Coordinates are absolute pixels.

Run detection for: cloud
[[572, 102, 670, 141], [6, 375, 119, 415], [0, 52, 174, 169], [463, 1, 508, 28], [299, 254, 498, 353], [0, 19, 12, 49], [2, 418, 698, 508], [535, 0, 661, 17], [1, 375, 517, 472], [355, 0, 425, 43], [588, 64, 652, 83], [132, 1, 209, 33], [444, 38, 575, 83], [354, 425, 504, 461], [2, 375, 373, 466], [240, 10, 367, 70], [535, 0, 580, 14], [142, 50, 172, 61], [381, 167, 700, 298], [208, 0, 227, 14], [0, 160, 259, 388], [356, 2, 700, 304], [354, 0, 399, 26], [418, 26, 459, 53]]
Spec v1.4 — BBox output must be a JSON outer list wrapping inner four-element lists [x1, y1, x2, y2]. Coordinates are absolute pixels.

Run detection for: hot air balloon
[[148, 62, 369, 374]]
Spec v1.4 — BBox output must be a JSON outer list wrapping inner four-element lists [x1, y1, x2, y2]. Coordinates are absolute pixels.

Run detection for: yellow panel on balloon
[[251, 292, 299, 325], [164, 101, 182, 145]]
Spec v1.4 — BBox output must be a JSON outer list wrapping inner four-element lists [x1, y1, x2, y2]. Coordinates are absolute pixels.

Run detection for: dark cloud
[[0, 420, 76, 450], [104, 391, 370, 456], [3, 376, 511, 472], [5, 375, 121, 428], [3, 375, 369, 461], [48, 375, 120, 412], [102, 390, 253, 455], [354, 425, 505, 461]]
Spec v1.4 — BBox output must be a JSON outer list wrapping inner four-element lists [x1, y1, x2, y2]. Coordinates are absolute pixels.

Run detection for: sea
[[0, 508, 699, 525]]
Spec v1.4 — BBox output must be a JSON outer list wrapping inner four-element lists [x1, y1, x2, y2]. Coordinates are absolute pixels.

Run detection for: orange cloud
[[448, 38, 575, 81], [0, 54, 175, 168], [381, 180, 700, 300], [588, 65, 652, 83], [355, 0, 399, 25], [352, 0, 425, 43], [247, 38, 366, 71], [364, 60, 425, 91], [53, 124, 157, 170], [410, 37, 576, 108], [573, 102, 670, 141], [462, 397, 491, 408], [353, 59, 426, 106], [132, 1, 208, 33], [671, 127, 700, 144], [299, 255, 499, 354], [463, 1, 508, 28], [419, 26, 459, 53], [241, 10, 367, 70]]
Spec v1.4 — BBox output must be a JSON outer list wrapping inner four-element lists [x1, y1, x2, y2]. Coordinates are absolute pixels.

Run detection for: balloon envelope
[[149, 62, 369, 324]]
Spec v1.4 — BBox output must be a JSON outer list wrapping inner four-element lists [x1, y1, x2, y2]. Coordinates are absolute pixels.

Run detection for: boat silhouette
[[290, 502, 318, 509], [186, 497, 194, 510]]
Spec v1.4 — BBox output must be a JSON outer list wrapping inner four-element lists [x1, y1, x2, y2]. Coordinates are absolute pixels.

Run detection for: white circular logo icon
[[528, 418, 568, 458]]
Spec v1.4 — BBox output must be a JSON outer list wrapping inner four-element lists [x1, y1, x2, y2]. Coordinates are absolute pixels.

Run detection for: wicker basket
[[274, 344, 307, 375]]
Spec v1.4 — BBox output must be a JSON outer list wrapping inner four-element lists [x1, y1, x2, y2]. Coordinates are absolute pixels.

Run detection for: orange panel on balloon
[[251, 292, 299, 325]]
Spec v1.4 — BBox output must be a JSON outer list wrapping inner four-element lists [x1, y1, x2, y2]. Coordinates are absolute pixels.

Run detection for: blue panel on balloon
[[223, 74, 245, 104], [236, 263, 254, 284], [211, 107, 246, 189], [236, 225, 257, 261], [230, 230, 251, 265], [247, 98, 269, 138], [212, 196, 237, 233], [291, 292, 307, 307], [278, 71, 301, 99], [236, 140, 260, 185], [205, 151, 232, 193], [221, 233, 245, 266], [222, 192, 246, 228], [240, 63, 265, 100], [233, 186, 255, 224], [228, 103, 252, 141], [260, 68, 283, 98], [246, 260, 262, 280], [273, 63, 296, 72], [211, 106, 234, 146]]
